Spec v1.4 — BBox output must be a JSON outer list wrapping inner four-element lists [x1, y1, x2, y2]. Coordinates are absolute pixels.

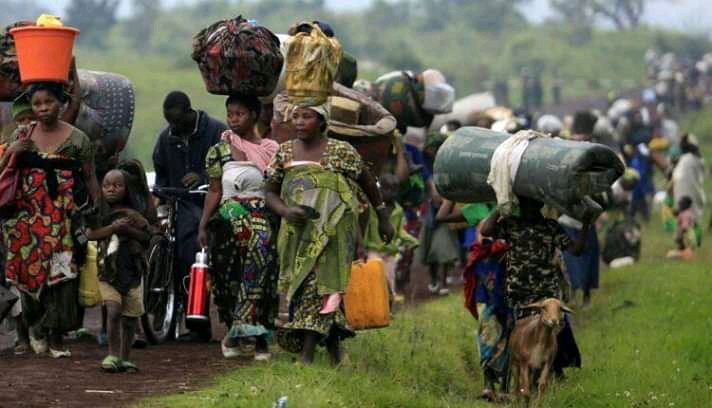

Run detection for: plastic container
[[9, 26, 79, 84], [344, 259, 390, 330], [186, 249, 210, 324], [78, 242, 101, 308]]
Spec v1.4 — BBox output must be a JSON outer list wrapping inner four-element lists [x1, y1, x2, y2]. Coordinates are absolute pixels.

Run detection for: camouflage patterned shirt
[[491, 216, 572, 315]]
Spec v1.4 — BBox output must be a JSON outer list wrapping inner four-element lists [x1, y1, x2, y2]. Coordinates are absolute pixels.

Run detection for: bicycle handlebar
[[152, 185, 209, 200]]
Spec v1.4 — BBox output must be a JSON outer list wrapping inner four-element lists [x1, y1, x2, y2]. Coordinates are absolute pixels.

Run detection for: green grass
[[138, 108, 712, 407], [139, 220, 712, 407]]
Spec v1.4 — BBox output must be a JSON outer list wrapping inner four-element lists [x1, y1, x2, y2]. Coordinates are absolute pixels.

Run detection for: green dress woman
[[265, 104, 394, 365]]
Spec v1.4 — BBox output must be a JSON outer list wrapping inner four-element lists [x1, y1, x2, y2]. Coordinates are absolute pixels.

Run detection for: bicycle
[[141, 185, 208, 344]]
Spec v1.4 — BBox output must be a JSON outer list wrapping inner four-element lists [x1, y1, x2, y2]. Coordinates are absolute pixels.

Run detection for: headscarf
[[283, 101, 331, 136], [303, 102, 331, 124]]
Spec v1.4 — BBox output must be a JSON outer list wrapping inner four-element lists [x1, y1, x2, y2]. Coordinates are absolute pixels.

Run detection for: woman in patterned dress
[[264, 103, 394, 365], [0, 82, 100, 357], [198, 94, 279, 360]]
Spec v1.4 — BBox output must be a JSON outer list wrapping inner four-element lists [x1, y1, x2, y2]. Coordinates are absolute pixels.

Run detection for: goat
[[508, 298, 573, 399]]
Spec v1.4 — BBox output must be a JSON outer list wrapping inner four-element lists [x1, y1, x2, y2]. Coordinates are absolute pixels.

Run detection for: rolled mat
[[74, 69, 135, 162], [433, 126, 624, 219]]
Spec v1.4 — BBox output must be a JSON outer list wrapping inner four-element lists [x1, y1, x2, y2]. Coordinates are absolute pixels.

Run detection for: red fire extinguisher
[[186, 248, 210, 324]]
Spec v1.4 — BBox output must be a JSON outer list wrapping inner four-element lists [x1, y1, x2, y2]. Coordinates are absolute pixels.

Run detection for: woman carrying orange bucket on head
[[10, 15, 79, 85]]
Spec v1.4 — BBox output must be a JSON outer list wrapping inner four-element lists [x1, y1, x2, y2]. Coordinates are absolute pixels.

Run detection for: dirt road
[[0, 261, 442, 408]]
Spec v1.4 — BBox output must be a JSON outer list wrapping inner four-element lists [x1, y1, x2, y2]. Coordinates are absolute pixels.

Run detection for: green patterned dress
[[265, 139, 363, 350], [204, 142, 278, 339]]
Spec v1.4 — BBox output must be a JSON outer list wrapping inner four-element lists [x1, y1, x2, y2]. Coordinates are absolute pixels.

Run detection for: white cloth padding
[[487, 129, 541, 215]]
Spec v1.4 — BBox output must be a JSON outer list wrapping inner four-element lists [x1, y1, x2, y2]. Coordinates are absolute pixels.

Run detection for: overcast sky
[[44, 0, 712, 34]]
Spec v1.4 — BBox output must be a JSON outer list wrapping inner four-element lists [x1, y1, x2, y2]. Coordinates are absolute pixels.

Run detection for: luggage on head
[[10, 15, 79, 85], [372, 69, 455, 131], [284, 21, 342, 106], [433, 126, 625, 219], [192, 15, 284, 96], [372, 71, 432, 130], [420, 69, 455, 114], [335, 51, 358, 88]]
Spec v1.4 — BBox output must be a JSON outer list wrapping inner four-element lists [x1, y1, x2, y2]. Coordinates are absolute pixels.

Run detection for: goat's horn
[[561, 304, 574, 314], [522, 301, 544, 309]]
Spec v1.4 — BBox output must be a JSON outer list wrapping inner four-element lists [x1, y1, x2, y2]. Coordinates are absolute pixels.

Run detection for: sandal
[[49, 348, 72, 359], [101, 355, 122, 372], [254, 352, 271, 362], [221, 338, 241, 359], [119, 360, 139, 373], [14, 343, 30, 355], [30, 336, 48, 354]]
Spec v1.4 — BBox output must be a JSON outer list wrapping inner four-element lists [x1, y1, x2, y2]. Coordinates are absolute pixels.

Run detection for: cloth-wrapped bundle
[[371, 71, 430, 130], [433, 126, 624, 219], [371, 69, 455, 132], [74, 69, 135, 164], [192, 16, 283, 96], [284, 22, 341, 107]]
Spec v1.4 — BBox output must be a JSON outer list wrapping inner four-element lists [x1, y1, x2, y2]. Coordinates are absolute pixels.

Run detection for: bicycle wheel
[[141, 237, 177, 344]]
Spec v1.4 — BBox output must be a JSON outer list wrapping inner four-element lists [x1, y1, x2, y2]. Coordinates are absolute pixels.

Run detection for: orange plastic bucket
[[9, 26, 80, 84]]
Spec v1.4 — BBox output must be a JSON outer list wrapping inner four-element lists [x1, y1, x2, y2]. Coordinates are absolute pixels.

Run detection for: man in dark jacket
[[152, 91, 226, 338]]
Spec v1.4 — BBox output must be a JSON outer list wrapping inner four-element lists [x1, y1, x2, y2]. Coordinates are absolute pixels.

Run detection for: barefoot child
[[87, 167, 151, 372]]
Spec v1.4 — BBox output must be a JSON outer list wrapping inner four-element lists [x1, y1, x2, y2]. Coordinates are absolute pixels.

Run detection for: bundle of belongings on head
[[192, 15, 284, 97], [335, 51, 357, 88], [284, 21, 342, 107], [371, 69, 455, 132], [433, 126, 625, 220], [272, 21, 397, 174]]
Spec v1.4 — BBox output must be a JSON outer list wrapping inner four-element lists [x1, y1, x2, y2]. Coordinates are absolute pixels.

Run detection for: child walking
[[436, 201, 509, 401], [364, 174, 418, 303], [667, 196, 700, 259], [87, 164, 152, 372]]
